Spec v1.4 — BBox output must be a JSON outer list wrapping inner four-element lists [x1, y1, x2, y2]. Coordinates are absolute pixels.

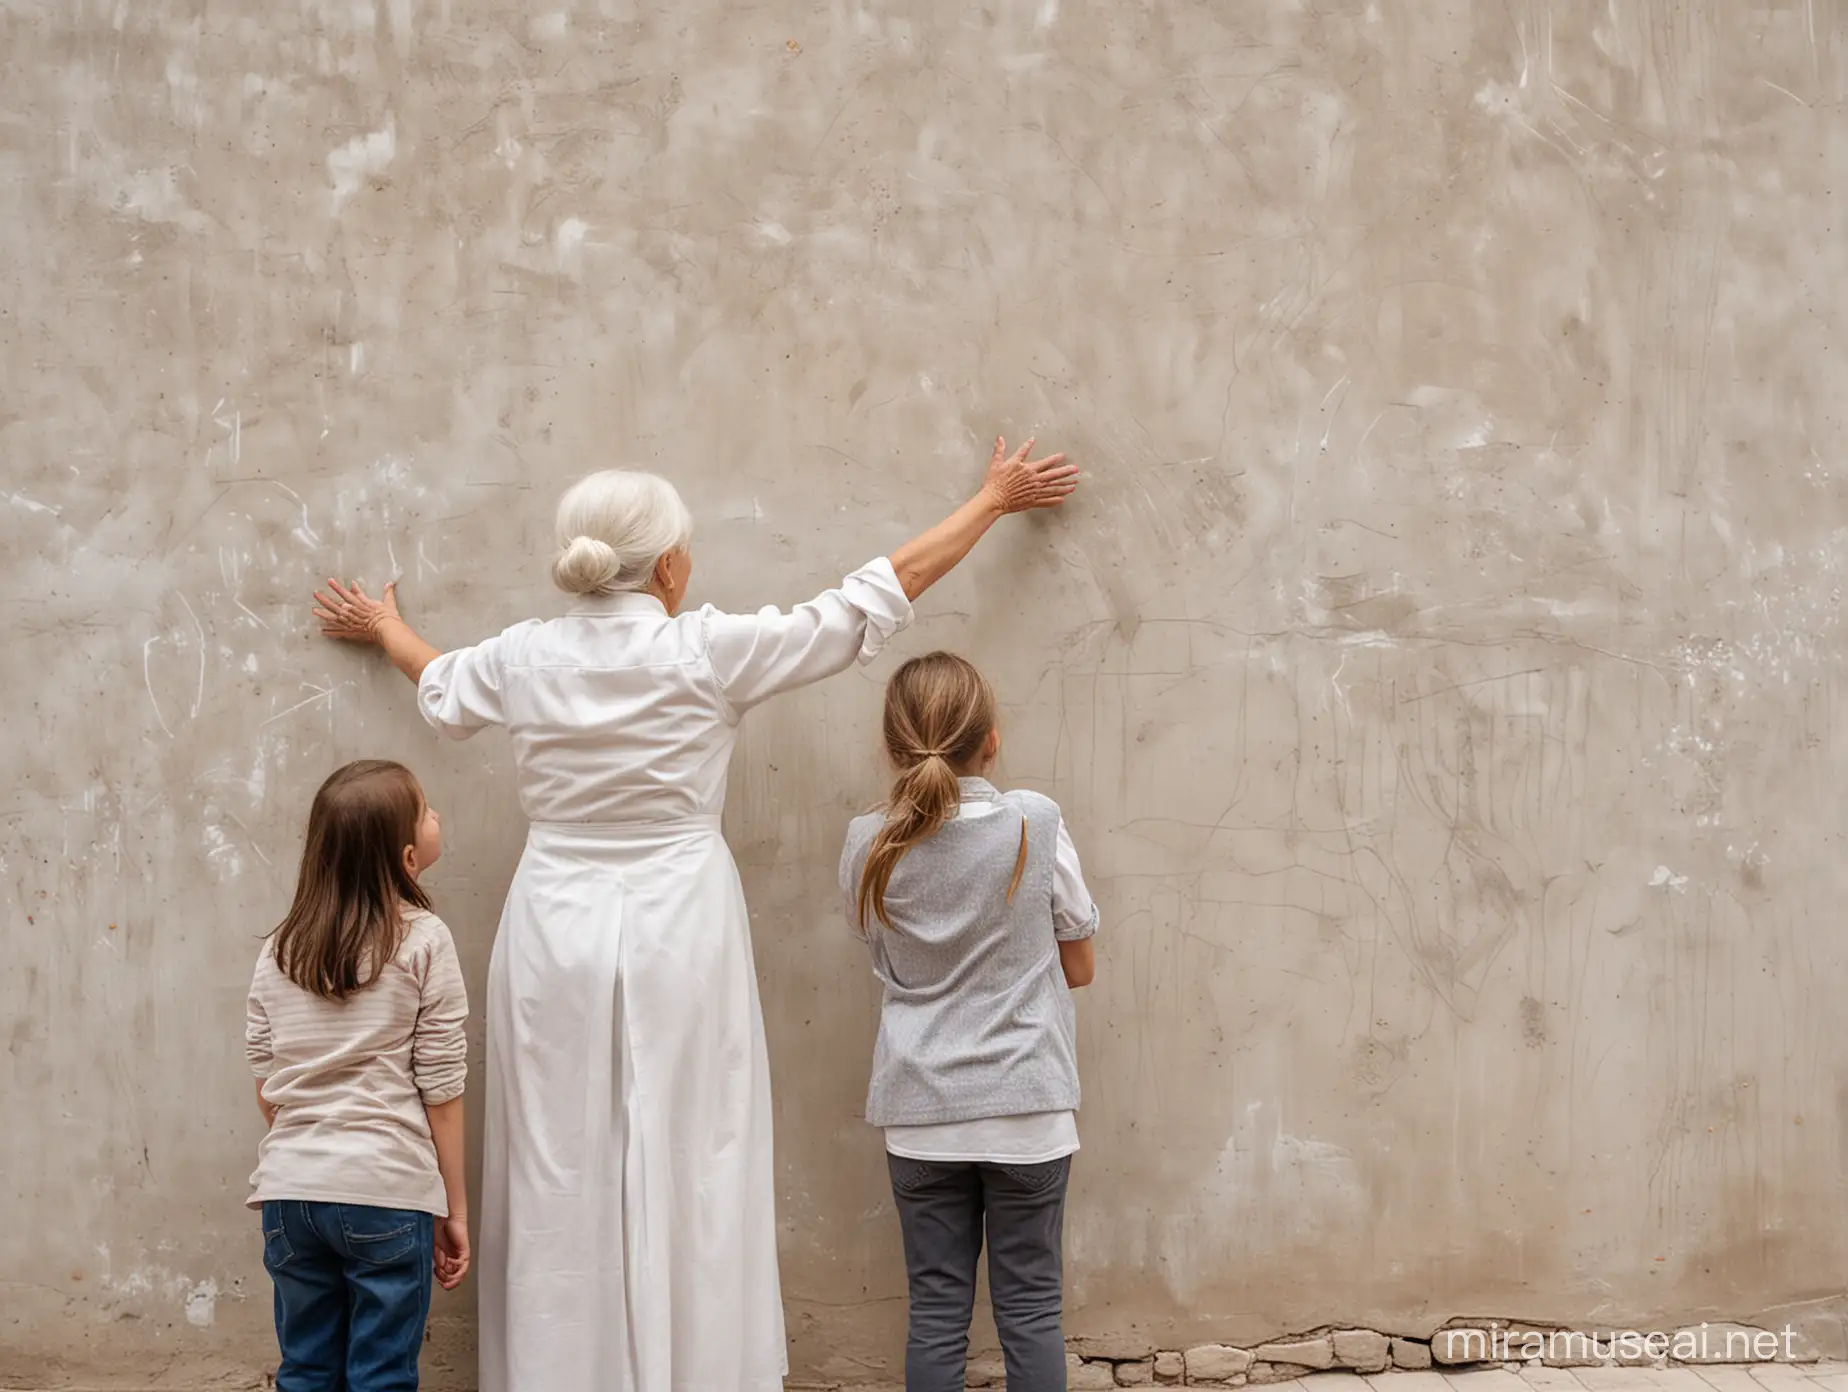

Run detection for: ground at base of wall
[[794, 1321, 1839, 1391], [790, 1366, 1848, 1392], [7, 1348, 1836, 1391], [6, 1369, 1842, 1392]]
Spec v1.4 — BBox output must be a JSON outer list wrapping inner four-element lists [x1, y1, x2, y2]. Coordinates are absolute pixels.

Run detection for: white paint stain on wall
[[1123, 1100, 1369, 1307], [114, 167, 212, 231], [95, 1246, 220, 1327], [184, 1278, 218, 1327], [327, 121, 396, 213], [164, 49, 202, 127], [556, 216, 589, 256], [203, 821, 245, 878]]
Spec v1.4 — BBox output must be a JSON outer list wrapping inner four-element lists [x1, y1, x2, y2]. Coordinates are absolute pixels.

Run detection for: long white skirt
[[477, 817, 787, 1392]]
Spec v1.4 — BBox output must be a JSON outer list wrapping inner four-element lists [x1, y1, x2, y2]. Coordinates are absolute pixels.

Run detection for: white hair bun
[[549, 470, 695, 597], [551, 534, 623, 596]]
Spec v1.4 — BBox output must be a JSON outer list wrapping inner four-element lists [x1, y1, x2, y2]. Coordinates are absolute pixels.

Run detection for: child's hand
[[435, 1215, 471, 1290]]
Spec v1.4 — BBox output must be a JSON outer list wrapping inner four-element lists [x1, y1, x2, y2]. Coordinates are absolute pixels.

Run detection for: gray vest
[[839, 778, 1081, 1127]]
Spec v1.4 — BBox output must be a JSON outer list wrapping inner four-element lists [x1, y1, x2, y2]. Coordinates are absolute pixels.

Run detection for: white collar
[[567, 590, 669, 617]]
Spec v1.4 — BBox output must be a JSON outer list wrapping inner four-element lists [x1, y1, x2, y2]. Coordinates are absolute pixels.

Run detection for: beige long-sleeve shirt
[[245, 910, 468, 1216]]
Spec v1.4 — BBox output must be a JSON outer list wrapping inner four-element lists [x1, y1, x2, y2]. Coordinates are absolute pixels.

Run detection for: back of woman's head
[[551, 469, 694, 597], [858, 652, 998, 934], [272, 760, 433, 1000]]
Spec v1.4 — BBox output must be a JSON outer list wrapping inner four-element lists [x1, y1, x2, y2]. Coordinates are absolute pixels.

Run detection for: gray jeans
[[887, 1153, 1071, 1392]]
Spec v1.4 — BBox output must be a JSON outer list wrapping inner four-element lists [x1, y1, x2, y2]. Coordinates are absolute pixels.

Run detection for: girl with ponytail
[[839, 651, 1099, 1392]]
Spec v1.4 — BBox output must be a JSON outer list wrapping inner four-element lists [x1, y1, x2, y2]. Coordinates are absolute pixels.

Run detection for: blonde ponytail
[[858, 652, 999, 934]]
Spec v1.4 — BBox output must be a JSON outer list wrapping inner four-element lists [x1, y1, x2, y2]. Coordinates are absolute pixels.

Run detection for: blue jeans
[[261, 1201, 434, 1392]]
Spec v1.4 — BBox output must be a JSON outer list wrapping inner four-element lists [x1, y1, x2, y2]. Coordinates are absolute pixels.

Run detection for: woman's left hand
[[313, 578, 401, 645], [980, 436, 1078, 514]]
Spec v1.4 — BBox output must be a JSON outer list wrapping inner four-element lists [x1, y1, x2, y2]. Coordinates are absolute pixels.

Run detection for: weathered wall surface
[[6, 0, 1848, 1384]]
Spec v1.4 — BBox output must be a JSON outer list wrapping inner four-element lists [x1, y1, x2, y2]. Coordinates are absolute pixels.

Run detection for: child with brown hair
[[840, 652, 1100, 1392], [246, 759, 470, 1392]]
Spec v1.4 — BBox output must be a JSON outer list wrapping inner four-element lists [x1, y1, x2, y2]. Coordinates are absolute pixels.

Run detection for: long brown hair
[[271, 760, 432, 1000], [859, 651, 1022, 934]]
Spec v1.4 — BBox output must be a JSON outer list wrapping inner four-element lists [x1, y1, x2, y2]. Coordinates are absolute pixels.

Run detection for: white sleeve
[[417, 623, 534, 740], [1051, 816, 1099, 942], [703, 557, 913, 714]]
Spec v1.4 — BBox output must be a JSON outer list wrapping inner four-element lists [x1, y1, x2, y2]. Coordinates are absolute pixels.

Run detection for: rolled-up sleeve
[[1051, 817, 1100, 942], [704, 557, 914, 713], [418, 623, 532, 739], [412, 921, 470, 1105]]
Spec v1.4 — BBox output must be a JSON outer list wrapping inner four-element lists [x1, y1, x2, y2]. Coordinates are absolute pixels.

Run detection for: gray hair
[[550, 470, 694, 597]]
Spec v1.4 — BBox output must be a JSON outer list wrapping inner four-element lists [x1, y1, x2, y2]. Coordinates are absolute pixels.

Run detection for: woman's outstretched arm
[[312, 579, 441, 683], [886, 436, 1077, 601], [706, 435, 1078, 711]]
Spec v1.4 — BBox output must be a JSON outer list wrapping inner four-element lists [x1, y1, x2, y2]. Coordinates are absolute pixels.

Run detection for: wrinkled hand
[[980, 436, 1078, 514], [436, 1216, 470, 1290], [313, 579, 401, 645]]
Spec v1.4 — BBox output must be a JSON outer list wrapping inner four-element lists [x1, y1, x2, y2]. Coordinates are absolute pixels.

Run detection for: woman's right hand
[[979, 436, 1079, 514], [311, 575, 443, 684], [313, 578, 401, 645]]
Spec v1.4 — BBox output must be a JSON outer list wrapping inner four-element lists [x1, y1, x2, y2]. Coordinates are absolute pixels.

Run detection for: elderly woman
[[311, 437, 1077, 1392]]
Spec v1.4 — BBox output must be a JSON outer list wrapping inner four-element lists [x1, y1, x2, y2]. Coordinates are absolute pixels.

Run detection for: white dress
[[418, 558, 913, 1392]]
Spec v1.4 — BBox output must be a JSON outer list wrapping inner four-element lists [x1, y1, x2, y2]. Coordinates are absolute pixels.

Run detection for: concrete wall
[[5, 0, 1848, 1385]]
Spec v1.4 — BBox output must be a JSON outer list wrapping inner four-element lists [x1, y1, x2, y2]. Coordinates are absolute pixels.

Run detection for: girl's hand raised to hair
[[313, 578, 402, 645], [979, 436, 1079, 514], [435, 1215, 470, 1290]]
